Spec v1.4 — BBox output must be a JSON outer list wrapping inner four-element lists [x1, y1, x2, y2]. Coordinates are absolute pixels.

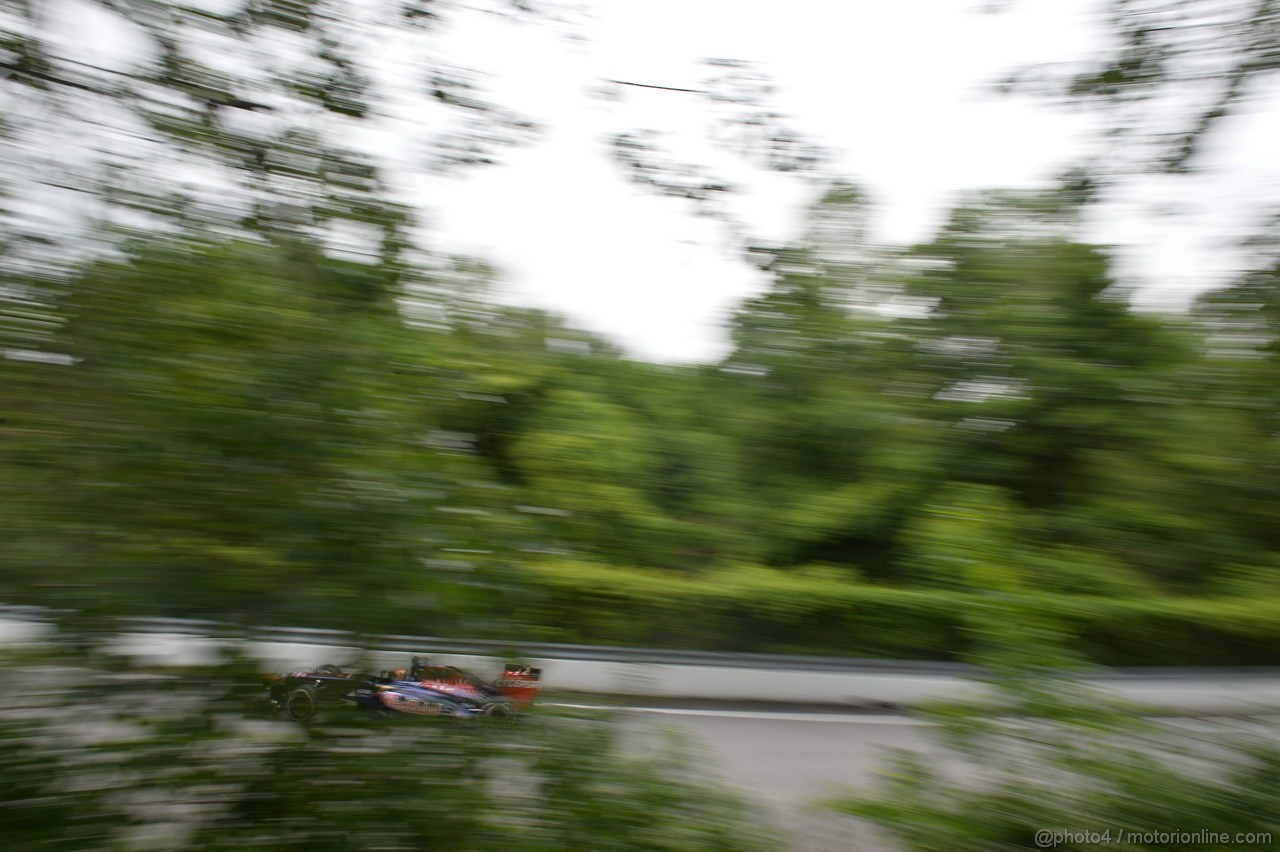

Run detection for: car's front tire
[[284, 684, 320, 722]]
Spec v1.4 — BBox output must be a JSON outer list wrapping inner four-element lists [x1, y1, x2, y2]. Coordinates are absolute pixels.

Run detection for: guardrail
[[7, 611, 1280, 714], [120, 617, 1280, 679]]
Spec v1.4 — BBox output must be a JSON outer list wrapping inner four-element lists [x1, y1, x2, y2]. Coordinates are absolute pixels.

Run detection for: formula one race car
[[260, 656, 541, 722]]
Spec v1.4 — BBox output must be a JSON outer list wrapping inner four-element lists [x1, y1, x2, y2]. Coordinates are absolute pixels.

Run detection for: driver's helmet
[[410, 656, 430, 678]]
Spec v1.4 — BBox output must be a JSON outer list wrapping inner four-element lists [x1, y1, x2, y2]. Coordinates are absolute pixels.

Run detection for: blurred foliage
[[0, 639, 774, 851], [4, 171, 1280, 661], [5, 176, 1280, 661], [0, 0, 548, 267], [995, 0, 1280, 176], [516, 559, 1280, 665], [832, 603, 1280, 851], [846, 735, 1280, 851], [1, 234, 521, 631]]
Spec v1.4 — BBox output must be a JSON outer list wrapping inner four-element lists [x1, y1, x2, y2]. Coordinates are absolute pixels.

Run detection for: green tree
[[1, 235, 513, 628], [509, 387, 671, 565]]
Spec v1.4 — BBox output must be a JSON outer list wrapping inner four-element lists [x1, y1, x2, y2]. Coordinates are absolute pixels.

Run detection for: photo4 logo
[[1035, 829, 1273, 848]]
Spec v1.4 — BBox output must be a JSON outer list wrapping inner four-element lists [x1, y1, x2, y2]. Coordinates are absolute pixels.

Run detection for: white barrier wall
[[117, 630, 1280, 716], [4, 617, 1278, 716]]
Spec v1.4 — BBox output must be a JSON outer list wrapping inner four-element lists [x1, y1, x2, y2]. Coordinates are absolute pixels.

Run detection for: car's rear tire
[[285, 684, 320, 722], [316, 664, 343, 676]]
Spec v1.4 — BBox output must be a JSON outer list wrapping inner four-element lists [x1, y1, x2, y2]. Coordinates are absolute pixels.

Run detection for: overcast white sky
[[389, 0, 1278, 363]]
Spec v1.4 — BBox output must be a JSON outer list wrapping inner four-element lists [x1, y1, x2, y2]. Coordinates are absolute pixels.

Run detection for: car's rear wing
[[495, 664, 542, 707]]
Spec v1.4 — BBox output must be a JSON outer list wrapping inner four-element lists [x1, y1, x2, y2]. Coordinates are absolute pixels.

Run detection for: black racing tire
[[284, 684, 320, 722], [315, 664, 344, 676], [480, 702, 517, 725]]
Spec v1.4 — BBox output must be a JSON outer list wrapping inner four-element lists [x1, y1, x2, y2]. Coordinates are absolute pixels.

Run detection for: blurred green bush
[[516, 560, 1280, 665], [831, 603, 1280, 851], [0, 639, 775, 852]]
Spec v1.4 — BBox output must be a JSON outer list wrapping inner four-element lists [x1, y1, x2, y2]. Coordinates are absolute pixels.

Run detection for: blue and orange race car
[[261, 656, 541, 722]]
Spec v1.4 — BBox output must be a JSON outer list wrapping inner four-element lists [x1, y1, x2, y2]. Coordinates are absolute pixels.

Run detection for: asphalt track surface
[[552, 702, 944, 852]]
